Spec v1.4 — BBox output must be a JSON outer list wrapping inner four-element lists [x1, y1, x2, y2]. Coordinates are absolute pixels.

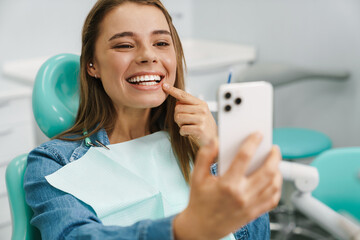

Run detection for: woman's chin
[[133, 98, 167, 109]]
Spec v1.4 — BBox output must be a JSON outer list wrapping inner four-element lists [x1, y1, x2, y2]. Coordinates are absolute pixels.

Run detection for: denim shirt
[[24, 128, 270, 240]]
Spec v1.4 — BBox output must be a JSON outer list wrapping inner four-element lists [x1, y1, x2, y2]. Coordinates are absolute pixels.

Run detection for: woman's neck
[[108, 107, 151, 144]]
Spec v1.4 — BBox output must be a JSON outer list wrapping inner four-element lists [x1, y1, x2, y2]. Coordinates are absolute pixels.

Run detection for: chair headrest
[[32, 53, 80, 138]]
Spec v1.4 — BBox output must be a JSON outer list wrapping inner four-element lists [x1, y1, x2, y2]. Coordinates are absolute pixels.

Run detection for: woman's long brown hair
[[56, 0, 199, 183]]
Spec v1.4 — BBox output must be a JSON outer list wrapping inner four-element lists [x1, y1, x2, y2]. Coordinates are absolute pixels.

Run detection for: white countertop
[[1, 39, 256, 85], [182, 39, 256, 73]]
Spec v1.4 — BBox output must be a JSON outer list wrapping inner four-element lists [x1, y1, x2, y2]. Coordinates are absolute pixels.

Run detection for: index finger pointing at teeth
[[163, 83, 198, 104]]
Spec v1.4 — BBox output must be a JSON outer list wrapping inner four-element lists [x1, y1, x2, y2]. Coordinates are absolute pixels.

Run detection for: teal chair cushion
[[273, 128, 332, 159], [6, 154, 41, 240], [311, 148, 360, 221], [32, 53, 80, 138], [5, 54, 81, 240]]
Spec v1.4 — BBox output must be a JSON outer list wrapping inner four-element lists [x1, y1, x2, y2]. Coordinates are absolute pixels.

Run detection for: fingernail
[[163, 83, 170, 89]]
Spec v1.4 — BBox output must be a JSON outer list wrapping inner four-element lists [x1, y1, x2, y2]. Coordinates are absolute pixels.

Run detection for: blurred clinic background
[[0, 0, 359, 239]]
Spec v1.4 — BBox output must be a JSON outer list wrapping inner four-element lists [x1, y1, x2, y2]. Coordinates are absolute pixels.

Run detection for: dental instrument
[[227, 69, 233, 84], [95, 140, 110, 150], [83, 130, 109, 150]]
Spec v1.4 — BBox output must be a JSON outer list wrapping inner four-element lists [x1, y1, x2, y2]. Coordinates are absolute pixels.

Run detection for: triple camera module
[[223, 92, 241, 112]]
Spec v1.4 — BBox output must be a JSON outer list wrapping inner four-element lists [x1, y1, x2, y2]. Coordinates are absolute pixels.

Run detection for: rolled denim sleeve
[[24, 145, 175, 240], [233, 213, 270, 240]]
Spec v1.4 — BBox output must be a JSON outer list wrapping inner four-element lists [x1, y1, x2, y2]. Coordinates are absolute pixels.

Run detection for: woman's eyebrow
[[108, 32, 134, 41], [108, 30, 170, 42], [152, 30, 171, 36]]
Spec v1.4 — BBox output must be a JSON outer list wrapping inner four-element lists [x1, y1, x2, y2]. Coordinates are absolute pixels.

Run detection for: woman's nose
[[136, 46, 158, 64]]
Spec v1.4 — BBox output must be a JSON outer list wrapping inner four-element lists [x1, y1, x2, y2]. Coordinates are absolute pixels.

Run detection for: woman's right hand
[[173, 133, 282, 240]]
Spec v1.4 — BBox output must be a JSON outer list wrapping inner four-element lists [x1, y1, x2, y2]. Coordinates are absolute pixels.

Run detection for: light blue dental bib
[[46, 131, 189, 226], [46, 131, 235, 240]]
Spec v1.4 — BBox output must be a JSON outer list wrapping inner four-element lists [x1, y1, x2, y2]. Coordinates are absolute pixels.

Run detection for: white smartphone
[[217, 81, 273, 176]]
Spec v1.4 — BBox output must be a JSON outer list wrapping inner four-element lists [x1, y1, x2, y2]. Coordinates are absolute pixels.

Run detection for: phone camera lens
[[235, 97, 242, 105], [224, 92, 231, 99], [224, 105, 231, 112]]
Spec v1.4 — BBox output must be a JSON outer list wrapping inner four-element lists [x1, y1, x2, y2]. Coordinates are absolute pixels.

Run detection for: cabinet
[[0, 80, 34, 240]]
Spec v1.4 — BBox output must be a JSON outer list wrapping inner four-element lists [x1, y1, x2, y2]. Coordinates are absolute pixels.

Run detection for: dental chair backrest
[[32, 53, 80, 138], [6, 54, 81, 240], [311, 147, 360, 221], [6, 154, 41, 240]]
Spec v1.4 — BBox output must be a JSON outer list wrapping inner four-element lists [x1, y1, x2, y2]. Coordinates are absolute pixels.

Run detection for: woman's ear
[[87, 62, 100, 78]]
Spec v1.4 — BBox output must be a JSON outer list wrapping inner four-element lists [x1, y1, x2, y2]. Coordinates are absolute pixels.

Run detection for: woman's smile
[[125, 72, 165, 90]]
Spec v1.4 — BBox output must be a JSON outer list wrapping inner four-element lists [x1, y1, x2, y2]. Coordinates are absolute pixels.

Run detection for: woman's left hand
[[163, 83, 217, 146]]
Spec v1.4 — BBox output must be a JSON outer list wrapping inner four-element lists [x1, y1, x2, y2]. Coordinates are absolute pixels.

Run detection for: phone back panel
[[218, 81, 273, 176]]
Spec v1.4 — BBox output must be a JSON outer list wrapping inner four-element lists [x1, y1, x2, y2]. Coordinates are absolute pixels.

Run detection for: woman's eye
[[155, 42, 170, 47], [114, 44, 133, 49]]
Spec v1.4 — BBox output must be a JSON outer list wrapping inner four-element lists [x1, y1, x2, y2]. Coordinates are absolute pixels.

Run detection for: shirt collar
[[69, 128, 110, 162]]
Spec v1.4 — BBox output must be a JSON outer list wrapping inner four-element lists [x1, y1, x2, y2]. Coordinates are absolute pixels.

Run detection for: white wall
[[162, 0, 193, 38], [0, 0, 99, 148], [192, 0, 360, 147], [0, 0, 97, 68], [0, 0, 191, 70]]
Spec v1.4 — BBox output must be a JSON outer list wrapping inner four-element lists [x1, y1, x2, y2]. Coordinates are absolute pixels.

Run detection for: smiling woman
[[89, 2, 176, 111], [24, 0, 282, 240], [59, 0, 196, 180]]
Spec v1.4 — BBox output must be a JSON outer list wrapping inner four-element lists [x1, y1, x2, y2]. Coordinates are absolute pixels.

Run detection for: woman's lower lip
[[127, 81, 163, 90]]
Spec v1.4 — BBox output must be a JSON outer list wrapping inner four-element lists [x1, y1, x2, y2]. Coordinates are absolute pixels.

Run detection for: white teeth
[[138, 81, 157, 86], [128, 75, 162, 83]]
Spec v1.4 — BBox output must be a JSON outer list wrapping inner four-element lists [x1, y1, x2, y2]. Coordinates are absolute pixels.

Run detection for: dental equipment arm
[[279, 161, 319, 192], [279, 161, 360, 240], [292, 192, 360, 240]]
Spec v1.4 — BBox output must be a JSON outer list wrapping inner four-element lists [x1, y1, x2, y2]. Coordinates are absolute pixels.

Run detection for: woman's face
[[90, 2, 177, 110]]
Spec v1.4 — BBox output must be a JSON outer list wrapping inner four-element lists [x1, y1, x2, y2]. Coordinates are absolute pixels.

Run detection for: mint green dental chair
[[284, 147, 360, 239], [311, 147, 360, 221], [6, 154, 41, 240], [5, 53, 80, 240], [271, 147, 360, 239], [273, 127, 332, 160], [33, 53, 80, 138]]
